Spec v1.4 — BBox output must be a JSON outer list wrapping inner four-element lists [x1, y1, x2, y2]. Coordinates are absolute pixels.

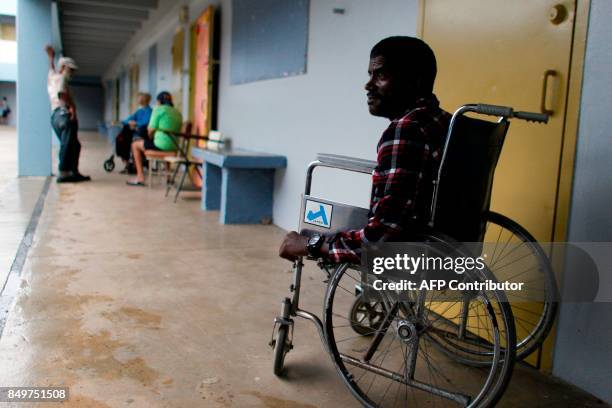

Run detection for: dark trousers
[[116, 124, 148, 162], [51, 108, 81, 173]]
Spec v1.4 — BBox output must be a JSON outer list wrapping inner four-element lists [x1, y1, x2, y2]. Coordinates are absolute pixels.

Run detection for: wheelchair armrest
[[316, 153, 377, 174]]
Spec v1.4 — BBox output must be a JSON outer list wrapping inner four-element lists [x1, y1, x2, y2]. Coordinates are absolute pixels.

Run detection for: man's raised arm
[[45, 45, 55, 71]]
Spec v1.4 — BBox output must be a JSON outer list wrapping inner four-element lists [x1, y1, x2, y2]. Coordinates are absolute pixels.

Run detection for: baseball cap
[[58, 57, 78, 70]]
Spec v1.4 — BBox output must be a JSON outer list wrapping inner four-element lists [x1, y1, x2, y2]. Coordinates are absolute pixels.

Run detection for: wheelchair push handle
[[474, 103, 549, 124], [474, 103, 514, 118], [513, 110, 549, 123]]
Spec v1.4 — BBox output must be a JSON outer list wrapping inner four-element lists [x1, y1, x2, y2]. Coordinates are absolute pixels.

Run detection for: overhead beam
[[64, 51, 124, 59], [69, 60, 110, 66], [64, 49, 120, 55], [64, 52, 121, 60], [64, 43, 122, 51], [63, 49, 121, 57], [63, 21, 139, 33], [60, 3, 148, 21], [71, 62, 109, 69], [60, 15, 142, 29], [69, 59, 116, 66], [60, 0, 158, 11], [61, 29, 133, 40], [71, 68, 107, 75], [64, 41, 123, 49], [64, 49, 121, 57], [63, 43, 124, 52], [62, 34, 130, 44]]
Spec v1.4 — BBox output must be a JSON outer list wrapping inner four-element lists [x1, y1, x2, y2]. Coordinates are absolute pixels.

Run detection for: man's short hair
[[139, 92, 151, 103], [370, 36, 437, 94]]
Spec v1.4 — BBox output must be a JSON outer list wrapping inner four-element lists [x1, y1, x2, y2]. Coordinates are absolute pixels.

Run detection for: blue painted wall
[[16, 0, 52, 176], [552, 0, 612, 403]]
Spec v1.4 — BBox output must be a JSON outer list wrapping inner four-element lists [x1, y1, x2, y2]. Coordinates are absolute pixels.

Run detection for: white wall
[[156, 29, 175, 95], [212, 0, 418, 229], [553, 0, 612, 403], [0, 0, 16, 16], [0, 81, 16, 126], [0, 40, 17, 82], [104, 0, 418, 229], [118, 71, 126, 120], [138, 51, 149, 96]]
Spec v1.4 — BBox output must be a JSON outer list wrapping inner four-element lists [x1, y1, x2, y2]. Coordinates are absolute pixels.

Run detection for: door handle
[[540, 70, 558, 116]]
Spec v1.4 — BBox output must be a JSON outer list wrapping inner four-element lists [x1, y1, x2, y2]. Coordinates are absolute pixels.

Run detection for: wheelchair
[[271, 104, 555, 407]]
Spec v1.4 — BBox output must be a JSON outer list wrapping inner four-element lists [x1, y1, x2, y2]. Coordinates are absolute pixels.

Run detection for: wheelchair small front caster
[[270, 297, 293, 376], [271, 322, 293, 375], [103, 155, 115, 172]]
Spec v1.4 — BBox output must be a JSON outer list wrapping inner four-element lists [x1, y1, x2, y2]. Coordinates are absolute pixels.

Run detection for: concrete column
[[17, 0, 53, 176]]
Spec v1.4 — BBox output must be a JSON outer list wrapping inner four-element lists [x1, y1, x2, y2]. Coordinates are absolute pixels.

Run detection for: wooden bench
[[191, 147, 287, 224]]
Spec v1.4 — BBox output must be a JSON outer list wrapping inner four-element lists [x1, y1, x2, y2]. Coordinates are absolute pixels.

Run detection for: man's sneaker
[[72, 173, 91, 182], [56, 175, 77, 183]]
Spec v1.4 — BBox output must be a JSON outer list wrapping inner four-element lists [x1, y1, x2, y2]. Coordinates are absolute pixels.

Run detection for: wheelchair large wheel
[[323, 231, 516, 407], [482, 211, 558, 361], [426, 211, 558, 366]]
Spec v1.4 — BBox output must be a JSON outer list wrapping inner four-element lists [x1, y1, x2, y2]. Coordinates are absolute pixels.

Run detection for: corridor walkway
[[0, 132, 604, 407], [0, 131, 352, 407], [0, 126, 47, 332]]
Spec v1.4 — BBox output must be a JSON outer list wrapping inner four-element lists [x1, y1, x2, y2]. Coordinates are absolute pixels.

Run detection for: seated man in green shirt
[[127, 91, 183, 186]]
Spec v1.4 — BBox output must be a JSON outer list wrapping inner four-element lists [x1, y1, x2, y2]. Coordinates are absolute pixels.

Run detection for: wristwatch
[[306, 234, 325, 258]]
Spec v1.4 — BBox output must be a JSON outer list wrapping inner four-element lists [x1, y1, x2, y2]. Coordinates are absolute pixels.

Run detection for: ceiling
[[57, 0, 159, 77]]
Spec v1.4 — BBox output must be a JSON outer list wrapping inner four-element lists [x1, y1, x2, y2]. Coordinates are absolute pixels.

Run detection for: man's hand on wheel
[[279, 231, 309, 262]]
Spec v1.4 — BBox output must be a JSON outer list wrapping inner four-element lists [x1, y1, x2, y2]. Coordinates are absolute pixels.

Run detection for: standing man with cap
[[45, 45, 90, 183]]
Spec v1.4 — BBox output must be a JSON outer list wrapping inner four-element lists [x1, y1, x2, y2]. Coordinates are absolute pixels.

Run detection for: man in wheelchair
[[279, 36, 450, 263]]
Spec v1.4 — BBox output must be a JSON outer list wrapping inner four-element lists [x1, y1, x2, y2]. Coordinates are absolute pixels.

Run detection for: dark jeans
[[51, 108, 81, 173], [116, 124, 148, 161]]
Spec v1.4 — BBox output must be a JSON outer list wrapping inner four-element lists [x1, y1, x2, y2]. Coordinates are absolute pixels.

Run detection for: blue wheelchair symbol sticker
[[304, 200, 333, 228]]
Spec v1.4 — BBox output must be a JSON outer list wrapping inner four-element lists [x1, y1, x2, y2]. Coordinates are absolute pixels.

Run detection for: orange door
[[191, 6, 214, 138], [171, 28, 184, 113]]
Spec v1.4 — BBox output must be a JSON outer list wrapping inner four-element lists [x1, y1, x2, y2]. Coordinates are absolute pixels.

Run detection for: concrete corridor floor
[[0, 131, 607, 407]]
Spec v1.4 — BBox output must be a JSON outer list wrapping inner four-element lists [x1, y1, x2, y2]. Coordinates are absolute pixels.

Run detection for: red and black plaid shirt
[[328, 94, 451, 263]]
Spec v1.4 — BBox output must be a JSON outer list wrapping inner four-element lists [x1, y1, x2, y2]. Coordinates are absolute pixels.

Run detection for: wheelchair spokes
[[349, 295, 387, 336], [324, 262, 515, 407], [481, 211, 558, 361]]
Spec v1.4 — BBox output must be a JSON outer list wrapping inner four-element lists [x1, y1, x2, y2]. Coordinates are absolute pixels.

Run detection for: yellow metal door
[[421, 0, 576, 243], [421, 0, 578, 369]]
